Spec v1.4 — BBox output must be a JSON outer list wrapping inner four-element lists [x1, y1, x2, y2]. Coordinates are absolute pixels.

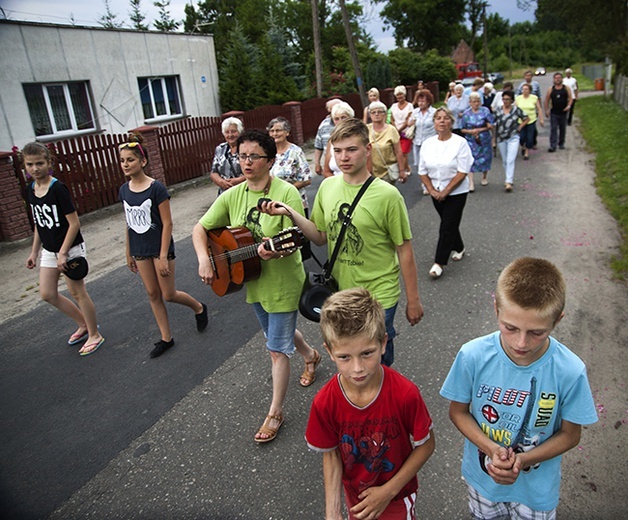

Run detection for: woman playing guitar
[[192, 129, 321, 444]]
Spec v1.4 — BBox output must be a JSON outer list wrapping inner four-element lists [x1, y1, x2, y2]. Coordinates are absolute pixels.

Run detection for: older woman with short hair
[[407, 89, 437, 193], [494, 90, 529, 192], [444, 81, 457, 103], [210, 117, 246, 195], [363, 88, 382, 124], [323, 101, 355, 177], [390, 85, 414, 175], [447, 84, 470, 137], [461, 91, 494, 190], [515, 83, 544, 160], [367, 100, 405, 184], [267, 116, 312, 214], [419, 107, 474, 279]]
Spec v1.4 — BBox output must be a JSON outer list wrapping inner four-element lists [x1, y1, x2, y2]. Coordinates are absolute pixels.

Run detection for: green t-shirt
[[311, 176, 412, 309], [198, 178, 305, 312]]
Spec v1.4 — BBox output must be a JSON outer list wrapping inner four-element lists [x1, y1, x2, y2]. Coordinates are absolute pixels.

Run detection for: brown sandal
[[254, 414, 284, 443], [300, 349, 321, 387]]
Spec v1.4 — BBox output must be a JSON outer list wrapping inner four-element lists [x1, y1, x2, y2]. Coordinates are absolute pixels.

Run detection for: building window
[[23, 82, 95, 137], [138, 76, 182, 120]]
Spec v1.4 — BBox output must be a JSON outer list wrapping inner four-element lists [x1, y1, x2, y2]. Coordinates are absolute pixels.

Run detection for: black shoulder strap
[[324, 176, 375, 279]]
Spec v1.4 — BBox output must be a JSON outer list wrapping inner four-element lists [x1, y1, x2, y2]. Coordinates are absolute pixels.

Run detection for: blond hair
[[320, 288, 386, 349], [329, 118, 369, 146], [331, 101, 355, 120], [495, 257, 566, 322]]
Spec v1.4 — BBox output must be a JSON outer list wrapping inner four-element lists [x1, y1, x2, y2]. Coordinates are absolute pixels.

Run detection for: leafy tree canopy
[[375, 0, 466, 54]]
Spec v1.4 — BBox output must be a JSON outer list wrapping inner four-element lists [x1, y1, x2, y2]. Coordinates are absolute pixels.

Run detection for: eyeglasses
[[370, 110, 385, 115], [237, 153, 269, 163]]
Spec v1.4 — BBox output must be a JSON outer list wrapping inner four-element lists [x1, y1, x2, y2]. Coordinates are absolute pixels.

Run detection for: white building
[[0, 20, 220, 150]]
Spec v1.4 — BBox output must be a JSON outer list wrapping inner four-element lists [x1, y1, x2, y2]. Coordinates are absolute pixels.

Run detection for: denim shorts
[[252, 303, 297, 357], [40, 243, 86, 269]]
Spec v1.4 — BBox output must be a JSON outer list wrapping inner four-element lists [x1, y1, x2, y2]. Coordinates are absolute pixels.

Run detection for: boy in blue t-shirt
[[440, 257, 597, 519]]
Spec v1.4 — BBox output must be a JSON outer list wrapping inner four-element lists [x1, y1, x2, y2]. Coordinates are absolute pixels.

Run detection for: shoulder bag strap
[[370, 128, 388, 165], [324, 175, 375, 279]]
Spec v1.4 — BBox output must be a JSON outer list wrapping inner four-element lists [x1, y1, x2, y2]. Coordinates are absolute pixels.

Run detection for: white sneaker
[[451, 249, 465, 261], [422, 186, 429, 196], [429, 263, 443, 278]]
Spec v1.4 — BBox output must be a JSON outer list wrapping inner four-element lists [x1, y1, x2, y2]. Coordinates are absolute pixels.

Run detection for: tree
[[129, 0, 149, 31], [255, 27, 302, 104], [98, 0, 123, 28], [153, 0, 180, 31], [375, 0, 466, 54], [219, 24, 259, 111], [339, 0, 367, 105], [534, 0, 627, 72], [364, 55, 392, 91], [467, 0, 486, 52], [311, 0, 323, 97], [388, 48, 422, 85]]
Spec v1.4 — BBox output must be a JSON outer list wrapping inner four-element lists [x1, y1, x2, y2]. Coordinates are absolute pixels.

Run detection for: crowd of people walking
[[18, 66, 588, 520]]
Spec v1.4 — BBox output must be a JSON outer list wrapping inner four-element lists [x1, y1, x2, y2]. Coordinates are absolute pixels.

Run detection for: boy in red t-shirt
[[306, 288, 435, 520]]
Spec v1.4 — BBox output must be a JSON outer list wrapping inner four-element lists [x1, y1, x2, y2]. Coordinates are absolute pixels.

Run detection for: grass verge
[[576, 95, 628, 278]]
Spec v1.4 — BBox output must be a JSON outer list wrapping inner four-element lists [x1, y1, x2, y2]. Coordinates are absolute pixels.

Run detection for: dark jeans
[[381, 304, 397, 367], [567, 99, 577, 125], [432, 192, 467, 266], [550, 112, 567, 149], [519, 122, 536, 150]]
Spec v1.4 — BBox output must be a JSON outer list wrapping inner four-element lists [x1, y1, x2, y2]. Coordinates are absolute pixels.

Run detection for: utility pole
[[482, 3, 489, 80], [508, 24, 512, 78], [311, 0, 323, 98], [338, 0, 368, 107]]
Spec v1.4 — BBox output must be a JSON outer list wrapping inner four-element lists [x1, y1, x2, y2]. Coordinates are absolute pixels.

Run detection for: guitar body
[[207, 227, 261, 296]]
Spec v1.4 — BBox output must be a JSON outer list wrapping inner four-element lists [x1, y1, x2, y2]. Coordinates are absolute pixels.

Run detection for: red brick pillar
[[283, 101, 304, 145], [128, 125, 167, 185], [0, 152, 32, 241]]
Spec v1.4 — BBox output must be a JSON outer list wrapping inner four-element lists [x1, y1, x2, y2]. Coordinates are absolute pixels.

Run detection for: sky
[[0, 0, 536, 53]]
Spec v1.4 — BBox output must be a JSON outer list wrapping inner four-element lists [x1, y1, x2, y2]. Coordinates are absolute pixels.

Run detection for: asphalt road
[[1, 75, 626, 519]]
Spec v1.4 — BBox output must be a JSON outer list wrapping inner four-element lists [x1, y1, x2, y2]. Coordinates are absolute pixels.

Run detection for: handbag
[[403, 122, 415, 140], [371, 128, 400, 182], [299, 176, 375, 322], [64, 256, 89, 280]]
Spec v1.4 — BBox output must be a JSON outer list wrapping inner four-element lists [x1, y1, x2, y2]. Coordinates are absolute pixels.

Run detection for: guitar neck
[[226, 243, 261, 264]]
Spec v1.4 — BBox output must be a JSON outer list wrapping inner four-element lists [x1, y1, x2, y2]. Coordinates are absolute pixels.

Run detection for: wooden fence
[[614, 74, 628, 111], [158, 116, 223, 185], [12, 133, 128, 217], [4, 92, 399, 241]]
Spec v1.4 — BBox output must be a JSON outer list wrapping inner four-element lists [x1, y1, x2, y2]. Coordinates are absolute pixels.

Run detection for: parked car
[[535, 67, 546, 76], [487, 72, 504, 84], [461, 77, 477, 87]]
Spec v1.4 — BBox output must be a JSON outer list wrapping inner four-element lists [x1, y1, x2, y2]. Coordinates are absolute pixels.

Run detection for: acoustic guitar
[[206, 226, 305, 296]]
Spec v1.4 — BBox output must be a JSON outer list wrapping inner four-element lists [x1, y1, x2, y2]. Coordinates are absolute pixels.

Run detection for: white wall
[[0, 20, 220, 151]]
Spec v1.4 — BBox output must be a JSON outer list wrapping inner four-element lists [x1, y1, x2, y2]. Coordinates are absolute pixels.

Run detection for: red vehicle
[[456, 62, 483, 80]]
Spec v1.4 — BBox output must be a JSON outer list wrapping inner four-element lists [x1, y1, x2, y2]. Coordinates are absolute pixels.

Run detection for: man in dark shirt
[[545, 72, 573, 152]]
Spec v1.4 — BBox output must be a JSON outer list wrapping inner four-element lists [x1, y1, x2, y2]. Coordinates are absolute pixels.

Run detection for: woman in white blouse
[[419, 107, 474, 279]]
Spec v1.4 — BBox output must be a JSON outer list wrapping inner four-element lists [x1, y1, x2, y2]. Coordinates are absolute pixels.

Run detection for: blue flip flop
[[79, 337, 105, 356], [68, 330, 89, 345]]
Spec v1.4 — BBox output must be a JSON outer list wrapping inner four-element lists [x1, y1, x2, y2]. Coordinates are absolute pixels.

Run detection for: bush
[[491, 54, 510, 73], [389, 48, 456, 90], [416, 50, 457, 91]]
